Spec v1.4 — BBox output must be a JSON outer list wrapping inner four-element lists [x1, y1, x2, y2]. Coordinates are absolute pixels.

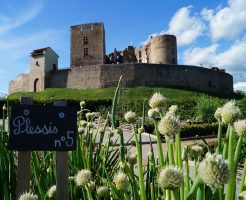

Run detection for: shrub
[[194, 96, 224, 122]]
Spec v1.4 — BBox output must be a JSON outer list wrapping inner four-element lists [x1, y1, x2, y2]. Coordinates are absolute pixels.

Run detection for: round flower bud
[[158, 114, 181, 139], [238, 191, 246, 200], [97, 186, 109, 198], [149, 92, 166, 109], [158, 166, 183, 190], [86, 112, 95, 120], [138, 127, 144, 134], [190, 145, 204, 160], [198, 153, 229, 188], [124, 111, 136, 124], [80, 120, 87, 128], [127, 152, 137, 165], [75, 169, 92, 187], [87, 122, 94, 129], [18, 192, 38, 200], [166, 105, 178, 116], [47, 185, 56, 198], [220, 101, 241, 124], [80, 101, 86, 108], [234, 120, 246, 137], [113, 172, 129, 191], [214, 107, 222, 122], [78, 127, 84, 135], [147, 108, 159, 118]]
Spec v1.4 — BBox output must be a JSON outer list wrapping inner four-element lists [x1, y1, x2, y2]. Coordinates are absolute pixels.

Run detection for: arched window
[[34, 78, 41, 92]]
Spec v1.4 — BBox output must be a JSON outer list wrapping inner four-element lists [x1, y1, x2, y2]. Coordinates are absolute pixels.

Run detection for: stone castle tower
[[135, 35, 177, 64], [70, 22, 106, 67], [30, 48, 58, 92]]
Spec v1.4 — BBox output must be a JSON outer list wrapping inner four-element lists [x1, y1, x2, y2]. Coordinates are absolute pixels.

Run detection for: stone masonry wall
[[9, 63, 233, 94]]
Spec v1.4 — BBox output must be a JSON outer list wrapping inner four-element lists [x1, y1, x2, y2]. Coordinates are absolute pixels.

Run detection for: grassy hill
[[5, 87, 246, 121]]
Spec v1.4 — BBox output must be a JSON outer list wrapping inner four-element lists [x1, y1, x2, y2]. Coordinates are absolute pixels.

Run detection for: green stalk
[[132, 125, 146, 200], [239, 160, 246, 193], [222, 125, 230, 159], [86, 186, 93, 200], [120, 133, 125, 162], [186, 177, 202, 200], [141, 99, 146, 128], [225, 124, 235, 200], [175, 133, 184, 200], [196, 184, 204, 200], [153, 120, 165, 166], [168, 141, 175, 165], [111, 76, 122, 129], [184, 159, 191, 198], [216, 122, 222, 154]]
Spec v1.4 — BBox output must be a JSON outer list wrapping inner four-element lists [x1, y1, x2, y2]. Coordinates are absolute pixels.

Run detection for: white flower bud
[[124, 111, 136, 124], [149, 92, 166, 109], [47, 185, 56, 198], [234, 120, 246, 137], [75, 169, 92, 187], [220, 101, 241, 124], [158, 114, 181, 139], [199, 153, 229, 188], [18, 192, 38, 200], [97, 186, 109, 198], [113, 172, 129, 191], [158, 166, 183, 190]]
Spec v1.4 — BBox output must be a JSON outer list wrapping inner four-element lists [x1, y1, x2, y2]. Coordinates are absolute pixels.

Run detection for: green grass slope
[[5, 87, 245, 120]]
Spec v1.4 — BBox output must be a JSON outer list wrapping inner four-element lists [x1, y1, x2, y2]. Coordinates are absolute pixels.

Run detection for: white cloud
[[234, 82, 246, 91], [182, 36, 246, 83], [201, 0, 246, 41], [143, 6, 205, 47], [0, 1, 43, 35], [183, 44, 218, 67], [165, 6, 205, 46]]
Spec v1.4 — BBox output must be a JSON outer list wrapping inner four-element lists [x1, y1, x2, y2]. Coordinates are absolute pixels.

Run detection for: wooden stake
[[54, 101, 69, 200], [16, 97, 33, 196]]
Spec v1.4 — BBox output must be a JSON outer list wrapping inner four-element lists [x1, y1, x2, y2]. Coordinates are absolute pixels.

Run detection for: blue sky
[[0, 0, 246, 93]]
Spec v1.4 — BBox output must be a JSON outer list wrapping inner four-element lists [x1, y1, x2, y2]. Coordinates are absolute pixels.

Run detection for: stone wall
[[9, 63, 233, 94]]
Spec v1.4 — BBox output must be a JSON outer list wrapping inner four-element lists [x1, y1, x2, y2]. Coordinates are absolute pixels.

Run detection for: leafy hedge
[[144, 122, 227, 138]]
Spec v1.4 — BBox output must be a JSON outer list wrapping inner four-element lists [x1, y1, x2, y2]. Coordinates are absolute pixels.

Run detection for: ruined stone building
[[9, 22, 233, 94]]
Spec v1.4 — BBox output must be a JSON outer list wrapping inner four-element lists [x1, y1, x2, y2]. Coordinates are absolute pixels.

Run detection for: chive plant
[[1, 85, 246, 200]]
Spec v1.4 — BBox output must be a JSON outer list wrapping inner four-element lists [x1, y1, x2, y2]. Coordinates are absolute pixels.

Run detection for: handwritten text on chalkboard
[[8, 104, 77, 151]]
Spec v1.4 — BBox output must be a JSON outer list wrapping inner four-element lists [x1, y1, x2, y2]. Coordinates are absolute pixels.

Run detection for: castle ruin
[[9, 22, 233, 94]]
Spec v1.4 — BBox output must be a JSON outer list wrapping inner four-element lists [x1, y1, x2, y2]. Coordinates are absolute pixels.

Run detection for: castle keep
[[9, 22, 233, 94]]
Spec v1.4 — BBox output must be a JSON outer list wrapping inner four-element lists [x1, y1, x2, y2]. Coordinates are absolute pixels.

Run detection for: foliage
[[1, 85, 246, 200], [194, 96, 224, 122]]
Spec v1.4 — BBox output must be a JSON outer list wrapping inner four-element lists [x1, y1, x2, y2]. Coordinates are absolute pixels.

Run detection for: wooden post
[[54, 101, 69, 200], [16, 97, 33, 196]]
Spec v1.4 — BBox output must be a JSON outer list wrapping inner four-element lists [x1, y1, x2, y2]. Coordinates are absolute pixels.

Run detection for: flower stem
[[132, 125, 146, 200], [153, 120, 165, 166], [239, 160, 246, 193], [216, 122, 222, 154]]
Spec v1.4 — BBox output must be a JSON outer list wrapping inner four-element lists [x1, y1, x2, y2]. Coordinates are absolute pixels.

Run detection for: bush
[[194, 96, 224, 122], [144, 122, 227, 138]]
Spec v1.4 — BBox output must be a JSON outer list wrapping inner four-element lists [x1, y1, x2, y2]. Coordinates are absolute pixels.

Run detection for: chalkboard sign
[[8, 104, 77, 151]]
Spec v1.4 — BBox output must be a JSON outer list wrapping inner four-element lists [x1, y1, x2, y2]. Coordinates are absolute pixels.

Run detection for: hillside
[[6, 87, 246, 121]]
